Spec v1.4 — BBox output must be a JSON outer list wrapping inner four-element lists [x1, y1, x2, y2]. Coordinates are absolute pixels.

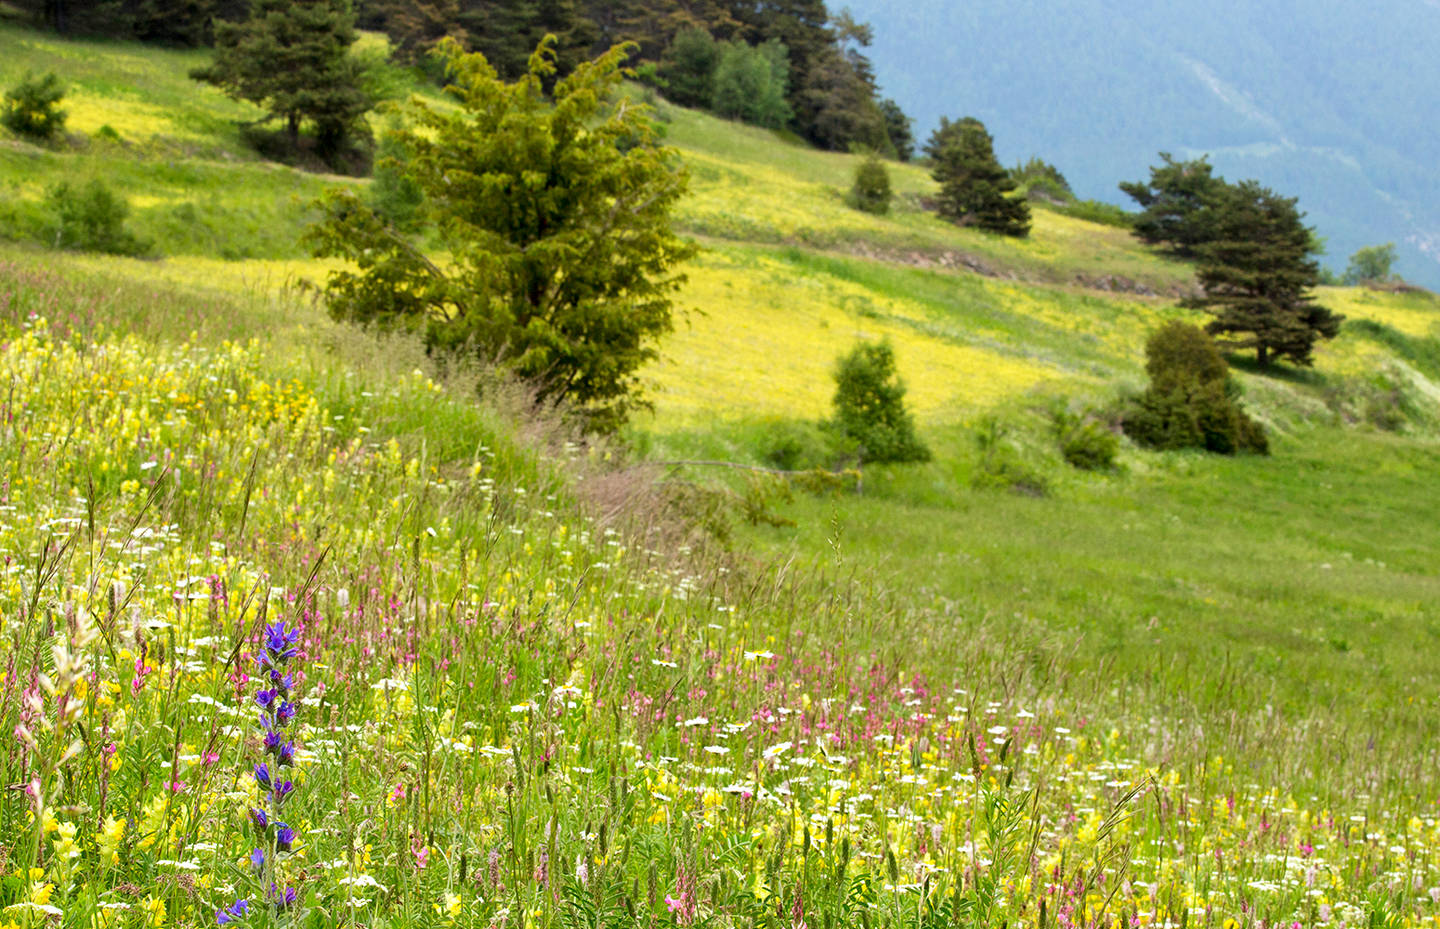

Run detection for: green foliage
[[928, 117, 1031, 237], [1120, 153, 1225, 258], [368, 124, 423, 231], [1054, 199, 1134, 228], [1012, 156, 1074, 202], [44, 179, 151, 256], [1123, 321, 1268, 455], [971, 415, 1048, 495], [191, 0, 374, 169], [1186, 180, 1343, 367], [658, 27, 721, 109], [878, 97, 914, 161], [2, 71, 67, 141], [1052, 409, 1119, 470], [1344, 242, 1399, 284], [847, 153, 892, 215], [828, 339, 929, 464], [305, 37, 695, 433], [711, 39, 792, 130]]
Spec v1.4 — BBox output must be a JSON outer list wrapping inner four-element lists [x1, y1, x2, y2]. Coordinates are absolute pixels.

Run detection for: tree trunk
[[288, 113, 300, 145], [1256, 345, 1269, 367]]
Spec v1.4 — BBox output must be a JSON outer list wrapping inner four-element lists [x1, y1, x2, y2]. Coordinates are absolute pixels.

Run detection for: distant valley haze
[[847, 0, 1440, 287]]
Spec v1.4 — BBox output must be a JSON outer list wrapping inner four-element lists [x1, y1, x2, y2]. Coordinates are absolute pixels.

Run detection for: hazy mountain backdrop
[[848, 0, 1440, 287]]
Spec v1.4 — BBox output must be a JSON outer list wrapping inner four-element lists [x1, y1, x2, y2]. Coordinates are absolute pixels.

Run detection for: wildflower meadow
[[0, 261, 1436, 929]]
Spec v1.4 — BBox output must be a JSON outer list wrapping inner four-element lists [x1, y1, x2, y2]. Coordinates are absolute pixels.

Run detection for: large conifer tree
[[192, 0, 372, 162], [1185, 180, 1343, 367], [929, 117, 1031, 237]]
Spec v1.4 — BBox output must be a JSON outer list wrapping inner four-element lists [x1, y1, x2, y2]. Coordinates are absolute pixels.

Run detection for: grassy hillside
[[2, 22, 1440, 929]]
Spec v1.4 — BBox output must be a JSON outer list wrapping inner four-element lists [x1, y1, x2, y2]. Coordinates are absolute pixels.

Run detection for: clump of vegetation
[[2, 71, 67, 141], [45, 180, 151, 256], [1012, 156, 1073, 202], [1123, 321, 1268, 455], [306, 37, 694, 433], [927, 117, 1031, 237], [1344, 242, 1399, 284], [658, 27, 722, 110], [711, 38, 793, 130], [848, 152, 892, 215], [971, 415, 1048, 494], [1052, 408, 1120, 470], [829, 339, 930, 464]]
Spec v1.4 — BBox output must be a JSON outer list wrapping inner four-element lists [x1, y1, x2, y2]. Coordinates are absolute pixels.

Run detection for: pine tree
[[658, 26, 721, 108], [878, 98, 913, 161], [458, 0, 598, 84], [380, 0, 461, 63], [1185, 180, 1343, 367], [1120, 153, 1226, 258], [929, 117, 1030, 237], [192, 0, 372, 165]]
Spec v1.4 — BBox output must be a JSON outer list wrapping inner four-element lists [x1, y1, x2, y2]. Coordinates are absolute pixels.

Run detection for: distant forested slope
[[847, 0, 1440, 287]]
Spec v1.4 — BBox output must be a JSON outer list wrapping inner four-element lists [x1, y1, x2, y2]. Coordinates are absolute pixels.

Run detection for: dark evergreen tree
[[929, 117, 1030, 237], [1123, 321, 1268, 455], [379, 0, 461, 63], [878, 97, 913, 161], [458, 0, 598, 83], [658, 26, 721, 108], [1185, 180, 1343, 367], [795, 43, 885, 150], [1120, 153, 1226, 258], [192, 0, 373, 165]]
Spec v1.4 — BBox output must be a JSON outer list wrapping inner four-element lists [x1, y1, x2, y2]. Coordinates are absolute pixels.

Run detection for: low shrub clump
[[1052, 408, 1120, 470], [829, 338, 930, 464], [2, 71, 67, 141], [848, 153, 893, 215], [1123, 320, 1268, 455], [46, 180, 152, 256]]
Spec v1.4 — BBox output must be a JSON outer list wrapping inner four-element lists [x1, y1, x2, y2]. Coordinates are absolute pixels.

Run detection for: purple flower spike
[[253, 764, 272, 790], [249, 808, 268, 831], [275, 823, 295, 852], [263, 729, 284, 754], [254, 689, 277, 710], [264, 621, 301, 662], [276, 701, 297, 723], [249, 848, 265, 871], [269, 885, 299, 909], [216, 899, 249, 925], [271, 780, 294, 805], [277, 741, 296, 766]]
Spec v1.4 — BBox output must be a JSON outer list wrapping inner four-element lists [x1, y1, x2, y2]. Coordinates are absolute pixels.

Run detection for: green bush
[[1122, 321, 1267, 455], [848, 154, 892, 215], [971, 416, 1047, 495], [1055, 199, 1134, 229], [1059, 420, 1119, 470], [1011, 157, 1074, 202], [45, 180, 151, 256], [2, 72, 68, 141], [829, 339, 930, 465]]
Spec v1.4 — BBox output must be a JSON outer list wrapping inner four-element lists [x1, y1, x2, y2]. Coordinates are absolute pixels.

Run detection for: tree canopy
[[928, 117, 1031, 237], [1119, 153, 1226, 258], [1185, 180, 1343, 367], [191, 0, 373, 164], [304, 37, 696, 432]]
